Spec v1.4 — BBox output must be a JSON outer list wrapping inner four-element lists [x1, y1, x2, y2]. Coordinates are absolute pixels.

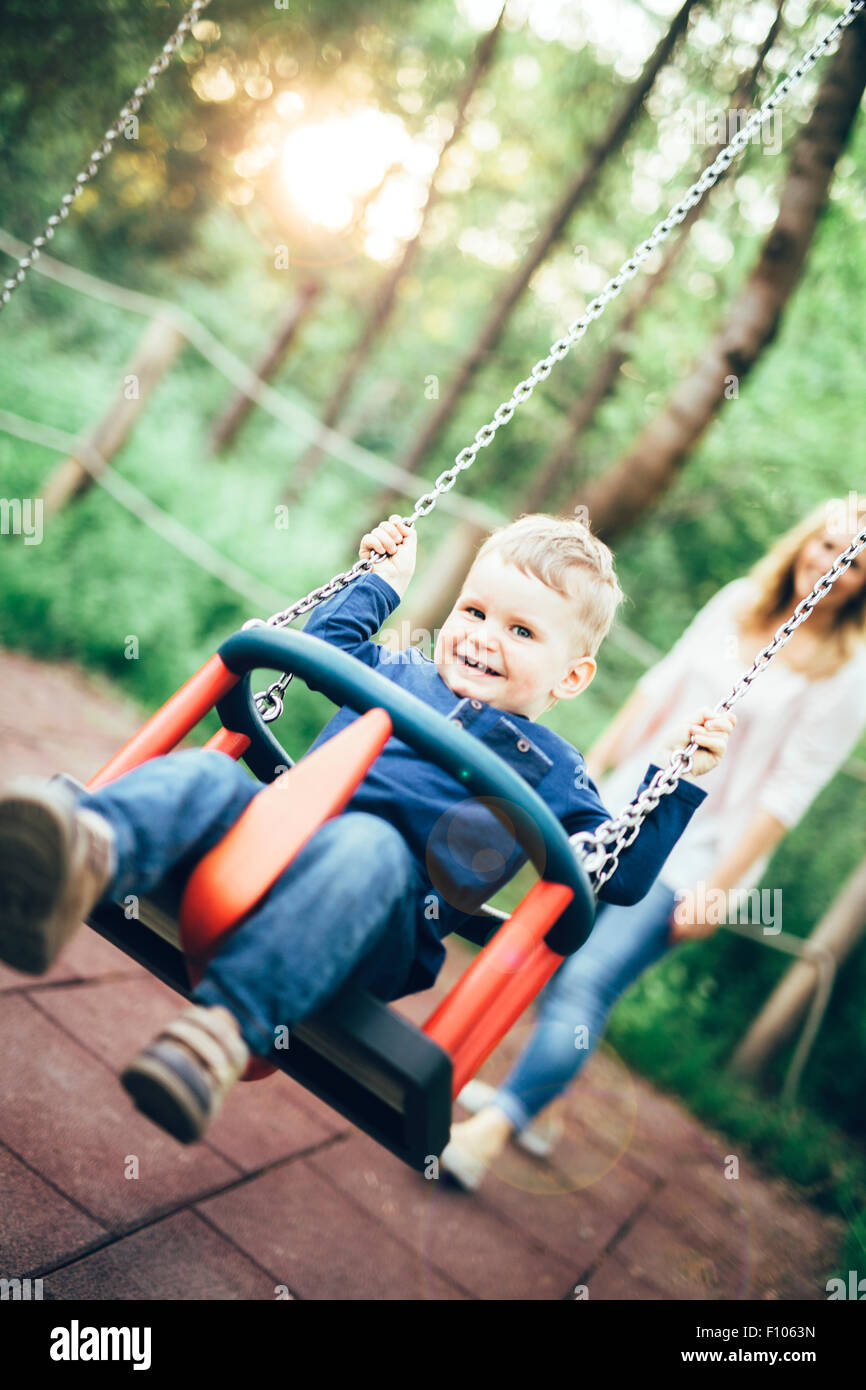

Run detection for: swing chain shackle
[[573, 525, 866, 891], [250, 541, 415, 717], [0, 0, 213, 311]]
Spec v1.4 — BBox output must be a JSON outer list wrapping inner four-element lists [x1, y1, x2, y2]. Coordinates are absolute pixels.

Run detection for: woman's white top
[[596, 577, 866, 894]]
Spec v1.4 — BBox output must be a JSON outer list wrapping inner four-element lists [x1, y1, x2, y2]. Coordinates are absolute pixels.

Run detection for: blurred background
[[1, 0, 864, 1272]]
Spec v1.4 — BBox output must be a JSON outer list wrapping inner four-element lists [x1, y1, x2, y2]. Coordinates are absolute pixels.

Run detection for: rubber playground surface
[[0, 648, 843, 1300]]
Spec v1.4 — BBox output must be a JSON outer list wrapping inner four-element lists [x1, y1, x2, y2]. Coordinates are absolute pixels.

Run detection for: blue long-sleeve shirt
[[302, 572, 707, 990]]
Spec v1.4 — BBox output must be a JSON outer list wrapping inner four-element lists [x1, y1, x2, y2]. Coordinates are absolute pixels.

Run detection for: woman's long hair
[[736, 495, 866, 678]]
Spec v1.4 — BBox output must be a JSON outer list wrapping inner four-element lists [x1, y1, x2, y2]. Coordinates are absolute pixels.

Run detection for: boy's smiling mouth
[[456, 651, 503, 677]]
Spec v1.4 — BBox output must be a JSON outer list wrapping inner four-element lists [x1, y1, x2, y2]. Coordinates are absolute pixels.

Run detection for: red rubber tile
[[0, 994, 238, 1229], [33, 976, 349, 1170], [0, 958, 78, 992], [575, 1248, 668, 1300], [43, 1209, 280, 1300], [651, 1157, 842, 1300], [604, 1204, 743, 1300], [197, 1157, 468, 1300], [0, 1140, 106, 1272], [306, 1131, 578, 1299], [458, 1128, 654, 1268], [629, 1088, 709, 1157], [0, 926, 141, 994]]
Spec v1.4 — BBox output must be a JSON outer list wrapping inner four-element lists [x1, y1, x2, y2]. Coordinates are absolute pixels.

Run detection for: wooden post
[[42, 316, 184, 514], [730, 856, 866, 1080]]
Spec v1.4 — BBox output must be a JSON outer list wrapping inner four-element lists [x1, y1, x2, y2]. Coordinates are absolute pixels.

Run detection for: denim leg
[[191, 811, 425, 1058], [489, 877, 677, 1131], [75, 749, 261, 901]]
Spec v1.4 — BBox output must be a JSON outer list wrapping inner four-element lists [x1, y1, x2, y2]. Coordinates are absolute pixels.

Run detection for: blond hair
[[472, 512, 624, 658], [737, 495, 866, 678]]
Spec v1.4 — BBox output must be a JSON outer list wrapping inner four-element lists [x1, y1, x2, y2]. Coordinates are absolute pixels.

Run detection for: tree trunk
[[337, 376, 404, 443], [42, 316, 184, 514], [575, 14, 866, 541], [521, 0, 785, 514], [282, 3, 508, 504], [208, 279, 321, 454], [396, 2, 786, 634], [730, 855, 866, 1080], [368, 0, 703, 526]]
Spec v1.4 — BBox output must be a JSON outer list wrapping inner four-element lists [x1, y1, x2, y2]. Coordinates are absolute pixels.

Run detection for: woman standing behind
[[441, 496, 866, 1190]]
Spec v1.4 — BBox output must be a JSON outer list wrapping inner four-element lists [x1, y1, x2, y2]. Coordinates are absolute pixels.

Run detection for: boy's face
[[434, 552, 596, 719]]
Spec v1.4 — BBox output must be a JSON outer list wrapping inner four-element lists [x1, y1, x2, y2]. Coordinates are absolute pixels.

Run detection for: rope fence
[[0, 228, 506, 531]]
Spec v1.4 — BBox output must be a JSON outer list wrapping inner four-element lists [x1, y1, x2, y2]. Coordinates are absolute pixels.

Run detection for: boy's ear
[[553, 656, 596, 702]]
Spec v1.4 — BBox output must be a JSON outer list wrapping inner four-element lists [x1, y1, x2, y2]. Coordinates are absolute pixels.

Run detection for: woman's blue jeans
[[488, 876, 677, 1133], [77, 749, 426, 1060]]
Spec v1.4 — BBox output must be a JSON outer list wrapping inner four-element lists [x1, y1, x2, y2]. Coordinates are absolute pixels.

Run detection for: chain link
[[0, 0, 212, 311], [571, 525, 866, 889], [252, 1, 864, 721]]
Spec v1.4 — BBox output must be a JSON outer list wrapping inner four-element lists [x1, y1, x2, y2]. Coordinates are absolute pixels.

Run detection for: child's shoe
[[457, 1079, 565, 1159], [120, 1004, 250, 1143], [440, 1107, 514, 1191], [0, 776, 116, 975]]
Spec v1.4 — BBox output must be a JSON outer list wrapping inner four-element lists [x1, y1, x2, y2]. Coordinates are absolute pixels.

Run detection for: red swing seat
[[75, 623, 594, 1168]]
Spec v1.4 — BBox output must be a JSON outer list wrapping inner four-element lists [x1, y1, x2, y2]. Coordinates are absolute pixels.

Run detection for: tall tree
[[208, 279, 322, 454], [521, 0, 785, 515], [367, 0, 704, 525], [574, 12, 866, 540], [403, 4, 786, 635], [281, 3, 508, 504]]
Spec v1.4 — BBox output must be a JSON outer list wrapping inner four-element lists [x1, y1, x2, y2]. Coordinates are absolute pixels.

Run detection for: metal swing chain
[[0, 0, 213, 311], [250, 2, 866, 728], [3, 0, 861, 885], [250, 0, 865, 725], [570, 524, 866, 890]]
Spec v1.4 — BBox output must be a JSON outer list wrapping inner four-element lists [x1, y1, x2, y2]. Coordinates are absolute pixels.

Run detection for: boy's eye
[[464, 603, 530, 636]]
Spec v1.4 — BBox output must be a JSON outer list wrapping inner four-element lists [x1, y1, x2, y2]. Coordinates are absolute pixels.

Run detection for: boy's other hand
[[359, 515, 417, 597], [655, 706, 737, 779]]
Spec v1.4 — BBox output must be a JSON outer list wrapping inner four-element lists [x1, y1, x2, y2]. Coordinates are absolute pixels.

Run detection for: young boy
[[0, 513, 734, 1144]]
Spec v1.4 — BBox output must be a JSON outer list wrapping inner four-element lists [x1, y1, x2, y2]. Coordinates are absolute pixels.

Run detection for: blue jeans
[[488, 876, 677, 1132], [77, 750, 426, 1059]]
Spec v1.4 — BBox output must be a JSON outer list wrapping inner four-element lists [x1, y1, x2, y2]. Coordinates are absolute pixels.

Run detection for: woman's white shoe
[[439, 1138, 489, 1191], [439, 1107, 515, 1191], [456, 1080, 564, 1160]]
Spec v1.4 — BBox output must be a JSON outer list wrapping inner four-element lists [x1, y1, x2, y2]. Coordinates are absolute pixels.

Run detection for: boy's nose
[[465, 634, 501, 664]]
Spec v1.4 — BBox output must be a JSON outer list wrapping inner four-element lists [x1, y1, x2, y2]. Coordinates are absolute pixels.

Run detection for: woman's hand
[[668, 889, 724, 943], [655, 706, 737, 778], [359, 515, 417, 596]]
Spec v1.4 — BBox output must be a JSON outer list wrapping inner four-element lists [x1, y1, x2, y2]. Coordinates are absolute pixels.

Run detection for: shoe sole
[[0, 785, 74, 975], [121, 1043, 212, 1145]]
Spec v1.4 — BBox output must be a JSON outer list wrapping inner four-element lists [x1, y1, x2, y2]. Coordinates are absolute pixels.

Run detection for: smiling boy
[[0, 512, 734, 1144]]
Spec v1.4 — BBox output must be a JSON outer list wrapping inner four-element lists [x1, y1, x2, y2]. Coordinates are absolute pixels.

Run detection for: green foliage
[[1, 0, 865, 1262]]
